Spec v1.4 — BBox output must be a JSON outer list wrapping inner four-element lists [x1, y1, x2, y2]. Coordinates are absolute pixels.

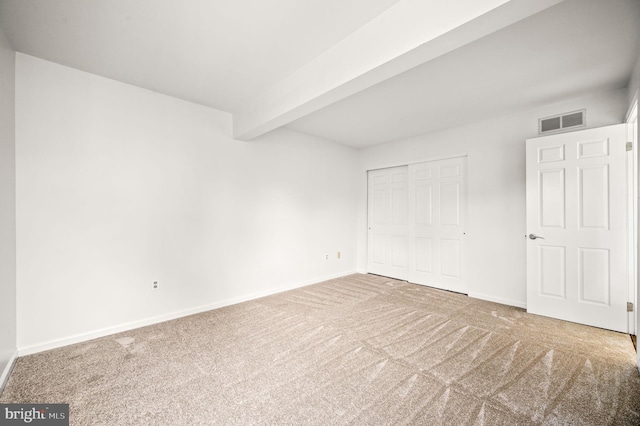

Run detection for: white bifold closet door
[[367, 157, 467, 293], [408, 157, 467, 293]]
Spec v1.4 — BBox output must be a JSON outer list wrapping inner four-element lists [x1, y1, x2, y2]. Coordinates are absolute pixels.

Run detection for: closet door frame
[[366, 154, 468, 293]]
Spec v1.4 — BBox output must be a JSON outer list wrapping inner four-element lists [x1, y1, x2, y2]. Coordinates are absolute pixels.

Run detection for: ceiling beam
[[233, 0, 564, 141]]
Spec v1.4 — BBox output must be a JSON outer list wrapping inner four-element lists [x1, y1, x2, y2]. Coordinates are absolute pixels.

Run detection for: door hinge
[[626, 141, 633, 151], [628, 302, 634, 312]]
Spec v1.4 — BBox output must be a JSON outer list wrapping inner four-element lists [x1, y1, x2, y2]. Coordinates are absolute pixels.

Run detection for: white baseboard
[[17, 270, 358, 357], [0, 350, 18, 394], [467, 292, 527, 309]]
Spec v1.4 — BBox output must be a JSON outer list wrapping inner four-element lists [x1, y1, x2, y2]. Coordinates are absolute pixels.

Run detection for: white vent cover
[[539, 110, 585, 134]]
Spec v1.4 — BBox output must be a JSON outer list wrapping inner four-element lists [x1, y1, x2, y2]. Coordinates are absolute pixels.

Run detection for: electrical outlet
[[152, 280, 159, 291], [337, 251, 341, 259], [325, 254, 329, 260]]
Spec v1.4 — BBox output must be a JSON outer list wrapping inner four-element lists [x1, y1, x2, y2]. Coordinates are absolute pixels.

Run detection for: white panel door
[[526, 124, 628, 332], [408, 157, 467, 293], [367, 166, 408, 280]]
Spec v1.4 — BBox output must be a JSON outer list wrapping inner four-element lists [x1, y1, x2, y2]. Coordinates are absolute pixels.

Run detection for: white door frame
[[626, 94, 638, 347], [626, 97, 638, 336]]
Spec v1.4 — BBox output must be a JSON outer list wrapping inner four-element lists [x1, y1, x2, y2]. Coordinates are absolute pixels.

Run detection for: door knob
[[528, 234, 545, 240]]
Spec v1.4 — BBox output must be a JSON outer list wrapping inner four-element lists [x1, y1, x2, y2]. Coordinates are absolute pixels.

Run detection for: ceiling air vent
[[539, 110, 585, 135]]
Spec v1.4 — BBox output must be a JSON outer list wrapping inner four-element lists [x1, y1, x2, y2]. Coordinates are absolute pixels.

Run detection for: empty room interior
[[1, 0, 640, 424]]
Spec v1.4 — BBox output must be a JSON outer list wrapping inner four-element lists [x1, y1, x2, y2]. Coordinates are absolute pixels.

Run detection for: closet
[[367, 157, 467, 293]]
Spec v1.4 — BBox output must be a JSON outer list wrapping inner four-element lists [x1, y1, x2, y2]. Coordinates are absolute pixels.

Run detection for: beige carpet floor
[[1, 273, 639, 425]]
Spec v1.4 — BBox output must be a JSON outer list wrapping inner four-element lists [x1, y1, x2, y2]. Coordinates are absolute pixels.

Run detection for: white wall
[[357, 88, 629, 307], [15, 54, 358, 352], [628, 53, 640, 106], [0, 25, 16, 384]]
